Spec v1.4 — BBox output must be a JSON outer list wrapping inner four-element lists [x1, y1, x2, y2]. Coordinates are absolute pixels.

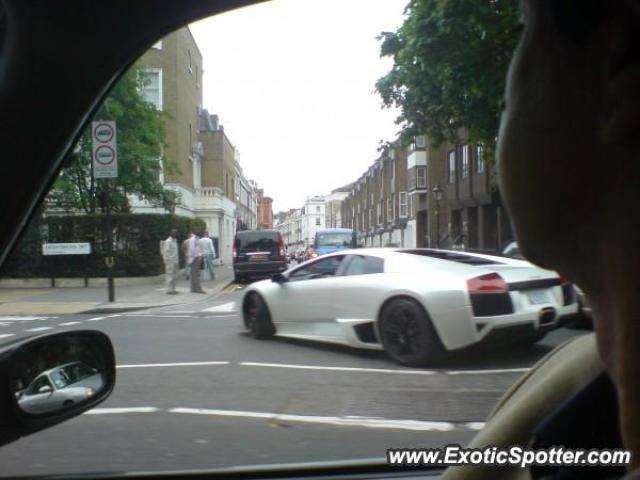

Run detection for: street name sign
[[42, 243, 91, 256], [92, 121, 118, 178]]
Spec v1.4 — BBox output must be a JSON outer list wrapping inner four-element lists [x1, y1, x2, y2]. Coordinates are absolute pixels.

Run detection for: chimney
[[210, 114, 219, 130]]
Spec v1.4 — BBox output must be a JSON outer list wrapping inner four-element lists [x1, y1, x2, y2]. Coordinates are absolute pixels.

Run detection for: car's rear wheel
[[244, 293, 275, 339], [378, 298, 445, 367]]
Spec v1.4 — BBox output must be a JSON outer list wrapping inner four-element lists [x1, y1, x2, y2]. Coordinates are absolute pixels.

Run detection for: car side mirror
[[0, 330, 115, 447], [271, 273, 288, 284]]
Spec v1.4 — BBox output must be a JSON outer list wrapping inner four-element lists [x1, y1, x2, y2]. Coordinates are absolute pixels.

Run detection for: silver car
[[241, 248, 580, 366], [17, 362, 103, 414]]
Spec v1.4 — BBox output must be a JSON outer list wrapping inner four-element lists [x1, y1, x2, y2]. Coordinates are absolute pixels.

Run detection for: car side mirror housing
[[271, 273, 288, 284], [0, 330, 115, 447]]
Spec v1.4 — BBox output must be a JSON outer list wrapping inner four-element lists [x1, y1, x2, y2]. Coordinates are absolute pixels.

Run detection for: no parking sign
[[92, 121, 118, 178]]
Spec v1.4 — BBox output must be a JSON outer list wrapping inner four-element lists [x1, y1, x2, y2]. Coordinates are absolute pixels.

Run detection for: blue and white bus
[[312, 228, 357, 257]]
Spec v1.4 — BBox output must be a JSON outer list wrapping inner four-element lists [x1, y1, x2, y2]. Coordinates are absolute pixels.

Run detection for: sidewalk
[[0, 265, 235, 315]]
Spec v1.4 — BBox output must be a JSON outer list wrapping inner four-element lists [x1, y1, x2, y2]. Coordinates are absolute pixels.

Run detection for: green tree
[[376, 0, 521, 151], [47, 65, 179, 214]]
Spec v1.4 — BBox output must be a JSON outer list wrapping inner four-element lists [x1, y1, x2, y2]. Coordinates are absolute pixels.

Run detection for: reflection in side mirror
[[271, 273, 287, 284], [0, 330, 115, 447]]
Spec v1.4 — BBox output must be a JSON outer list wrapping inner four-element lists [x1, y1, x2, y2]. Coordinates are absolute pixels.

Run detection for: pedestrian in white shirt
[[161, 229, 179, 294], [199, 231, 216, 280], [188, 230, 205, 293]]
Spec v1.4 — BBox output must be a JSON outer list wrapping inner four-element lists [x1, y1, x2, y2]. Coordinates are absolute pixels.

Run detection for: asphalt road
[[0, 285, 588, 477]]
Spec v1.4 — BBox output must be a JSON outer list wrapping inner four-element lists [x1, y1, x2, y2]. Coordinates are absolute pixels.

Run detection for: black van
[[232, 230, 288, 283]]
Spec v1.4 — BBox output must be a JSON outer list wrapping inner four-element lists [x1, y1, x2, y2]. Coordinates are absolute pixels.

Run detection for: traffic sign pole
[[92, 121, 118, 302]]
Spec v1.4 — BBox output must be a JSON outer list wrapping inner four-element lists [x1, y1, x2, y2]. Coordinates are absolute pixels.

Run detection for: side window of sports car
[[344, 255, 384, 276], [289, 256, 345, 281]]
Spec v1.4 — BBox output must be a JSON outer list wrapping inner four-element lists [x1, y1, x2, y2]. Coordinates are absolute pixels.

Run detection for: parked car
[[232, 230, 288, 283], [241, 248, 580, 366], [501, 241, 592, 328]]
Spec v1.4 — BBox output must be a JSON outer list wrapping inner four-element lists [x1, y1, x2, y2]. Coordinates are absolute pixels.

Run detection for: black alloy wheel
[[244, 293, 275, 339], [378, 298, 445, 367]]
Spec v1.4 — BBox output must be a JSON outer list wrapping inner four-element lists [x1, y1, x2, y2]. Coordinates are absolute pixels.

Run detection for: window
[[416, 166, 427, 189], [289, 256, 345, 281], [387, 197, 393, 222], [344, 255, 384, 276], [461, 144, 469, 178], [399, 192, 408, 218], [27, 375, 53, 395], [140, 68, 162, 110], [476, 145, 485, 174], [316, 206, 320, 213], [315, 218, 321, 226], [448, 150, 456, 183]]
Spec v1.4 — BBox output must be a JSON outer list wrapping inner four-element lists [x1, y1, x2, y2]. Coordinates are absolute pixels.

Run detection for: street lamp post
[[432, 184, 443, 248]]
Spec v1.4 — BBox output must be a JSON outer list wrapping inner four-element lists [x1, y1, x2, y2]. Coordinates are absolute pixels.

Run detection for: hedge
[[0, 214, 206, 278]]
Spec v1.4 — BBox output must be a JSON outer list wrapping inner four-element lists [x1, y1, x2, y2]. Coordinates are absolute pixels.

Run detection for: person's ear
[[601, 8, 640, 146]]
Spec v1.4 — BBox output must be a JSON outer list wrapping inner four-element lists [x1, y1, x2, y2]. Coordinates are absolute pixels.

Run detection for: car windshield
[[316, 233, 352, 247], [0, 0, 592, 477]]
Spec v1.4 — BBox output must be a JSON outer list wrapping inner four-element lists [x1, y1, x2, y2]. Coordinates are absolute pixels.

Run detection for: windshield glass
[[0, 0, 593, 476], [316, 233, 352, 247]]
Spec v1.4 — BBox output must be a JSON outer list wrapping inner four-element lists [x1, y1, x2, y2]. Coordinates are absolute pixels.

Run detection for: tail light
[[232, 238, 239, 259], [558, 272, 575, 305], [467, 273, 508, 294], [467, 273, 513, 316], [278, 236, 285, 259]]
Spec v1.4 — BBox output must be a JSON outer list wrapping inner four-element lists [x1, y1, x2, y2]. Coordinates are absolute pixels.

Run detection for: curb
[[78, 279, 236, 315]]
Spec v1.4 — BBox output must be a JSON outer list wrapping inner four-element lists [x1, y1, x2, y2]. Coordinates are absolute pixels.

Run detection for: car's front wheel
[[378, 298, 445, 367], [243, 293, 275, 339]]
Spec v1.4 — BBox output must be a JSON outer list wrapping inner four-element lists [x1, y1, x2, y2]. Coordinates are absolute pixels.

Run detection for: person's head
[[498, 0, 640, 286], [203, 231, 209, 238], [170, 229, 178, 239]]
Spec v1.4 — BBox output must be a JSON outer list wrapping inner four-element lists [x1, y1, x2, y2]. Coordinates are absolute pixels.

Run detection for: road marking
[[85, 407, 160, 415], [202, 302, 236, 313], [446, 368, 530, 375], [122, 314, 195, 318], [117, 361, 230, 369], [169, 407, 484, 432], [240, 362, 529, 376], [239, 362, 436, 375], [106, 314, 121, 318], [0, 333, 15, 338], [25, 327, 53, 332], [167, 310, 197, 314], [58, 321, 82, 326], [0, 316, 48, 321], [205, 314, 238, 318], [86, 316, 106, 322]]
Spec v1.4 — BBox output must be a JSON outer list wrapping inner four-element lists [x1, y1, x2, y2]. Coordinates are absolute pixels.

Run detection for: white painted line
[[0, 316, 47, 321], [85, 407, 159, 415], [106, 314, 121, 318], [240, 362, 529, 376], [25, 327, 53, 332], [117, 361, 229, 369], [167, 311, 197, 314], [122, 314, 195, 318], [86, 316, 106, 322], [465, 422, 486, 430], [58, 321, 82, 326], [240, 362, 435, 375], [203, 301, 236, 313], [445, 368, 529, 375], [169, 408, 468, 432], [0, 333, 15, 339], [204, 314, 238, 318]]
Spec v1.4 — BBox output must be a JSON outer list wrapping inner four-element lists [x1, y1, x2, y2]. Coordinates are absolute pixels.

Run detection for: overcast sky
[[190, 0, 407, 212]]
